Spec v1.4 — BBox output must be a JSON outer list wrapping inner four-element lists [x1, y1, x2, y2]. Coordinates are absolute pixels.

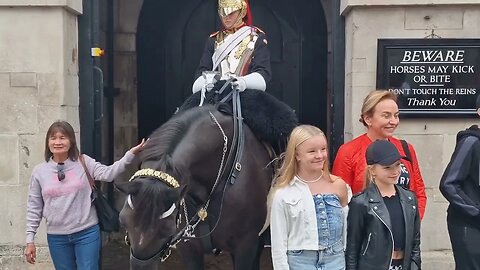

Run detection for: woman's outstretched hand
[[130, 138, 149, 155]]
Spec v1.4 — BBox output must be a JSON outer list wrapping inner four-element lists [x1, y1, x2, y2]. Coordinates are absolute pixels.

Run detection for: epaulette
[[209, 31, 220, 38], [252, 26, 265, 34]]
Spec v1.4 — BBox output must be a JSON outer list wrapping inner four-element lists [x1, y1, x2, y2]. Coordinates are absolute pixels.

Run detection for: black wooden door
[[137, 0, 328, 139]]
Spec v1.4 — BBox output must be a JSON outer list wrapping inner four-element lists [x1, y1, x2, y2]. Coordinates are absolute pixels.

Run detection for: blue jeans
[[47, 224, 100, 270], [287, 242, 345, 270]]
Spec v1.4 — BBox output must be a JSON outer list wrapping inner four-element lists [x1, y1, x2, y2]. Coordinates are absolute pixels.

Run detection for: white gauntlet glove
[[192, 71, 221, 93], [231, 72, 266, 92], [192, 76, 206, 93], [231, 77, 247, 92]]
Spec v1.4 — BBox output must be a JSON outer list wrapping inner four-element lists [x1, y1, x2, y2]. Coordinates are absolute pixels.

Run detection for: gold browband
[[129, 168, 180, 188]]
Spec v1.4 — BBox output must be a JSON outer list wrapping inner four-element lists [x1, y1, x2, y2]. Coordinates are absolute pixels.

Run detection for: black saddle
[[178, 81, 298, 150]]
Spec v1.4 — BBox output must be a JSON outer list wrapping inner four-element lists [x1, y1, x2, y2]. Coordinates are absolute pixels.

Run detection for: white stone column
[[341, 1, 480, 269], [0, 1, 82, 268], [110, 0, 143, 161]]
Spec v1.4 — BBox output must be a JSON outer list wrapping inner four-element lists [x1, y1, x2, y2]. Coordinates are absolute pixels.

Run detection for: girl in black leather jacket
[[345, 140, 421, 270]]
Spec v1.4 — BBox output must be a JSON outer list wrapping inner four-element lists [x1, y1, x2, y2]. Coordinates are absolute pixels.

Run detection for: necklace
[[296, 171, 324, 183]]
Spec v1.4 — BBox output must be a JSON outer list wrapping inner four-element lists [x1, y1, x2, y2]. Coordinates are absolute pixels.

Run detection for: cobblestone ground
[[102, 240, 273, 270]]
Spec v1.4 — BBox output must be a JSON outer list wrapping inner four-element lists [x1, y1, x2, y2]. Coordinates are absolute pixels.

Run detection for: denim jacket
[[270, 177, 349, 270]]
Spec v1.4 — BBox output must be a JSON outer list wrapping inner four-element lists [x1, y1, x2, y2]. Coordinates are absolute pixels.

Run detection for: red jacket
[[332, 134, 427, 219]]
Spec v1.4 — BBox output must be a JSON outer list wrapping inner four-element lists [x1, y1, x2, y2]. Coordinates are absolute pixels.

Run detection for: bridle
[[126, 169, 184, 265], [127, 195, 176, 219], [127, 85, 245, 265], [126, 112, 231, 264]]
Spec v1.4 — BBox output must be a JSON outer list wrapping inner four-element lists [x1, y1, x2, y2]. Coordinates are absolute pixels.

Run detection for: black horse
[[116, 104, 274, 270]]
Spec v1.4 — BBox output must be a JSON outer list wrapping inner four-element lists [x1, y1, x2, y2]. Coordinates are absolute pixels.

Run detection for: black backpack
[[400, 139, 412, 164]]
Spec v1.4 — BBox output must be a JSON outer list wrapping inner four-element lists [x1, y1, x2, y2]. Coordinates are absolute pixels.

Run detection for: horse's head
[[116, 167, 186, 268], [116, 105, 231, 268]]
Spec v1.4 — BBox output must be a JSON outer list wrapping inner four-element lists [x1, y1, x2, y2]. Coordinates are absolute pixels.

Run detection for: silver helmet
[[218, 0, 247, 19]]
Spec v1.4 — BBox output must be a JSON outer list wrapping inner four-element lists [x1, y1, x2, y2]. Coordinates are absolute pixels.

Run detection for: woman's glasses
[[57, 163, 65, 181]]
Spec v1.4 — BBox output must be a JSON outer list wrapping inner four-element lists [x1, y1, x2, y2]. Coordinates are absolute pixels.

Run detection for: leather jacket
[[345, 183, 421, 270]]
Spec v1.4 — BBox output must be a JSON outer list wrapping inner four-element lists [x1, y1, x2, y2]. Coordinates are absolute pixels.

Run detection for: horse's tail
[[259, 153, 283, 236], [259, 184, 277, 235]]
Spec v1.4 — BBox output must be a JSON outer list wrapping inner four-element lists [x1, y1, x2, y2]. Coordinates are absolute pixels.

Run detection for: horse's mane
[[140, 105, 217, 163]]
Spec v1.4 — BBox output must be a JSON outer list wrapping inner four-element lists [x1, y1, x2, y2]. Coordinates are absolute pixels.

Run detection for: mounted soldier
[[181, 0, 296, 155], [192, 0, 271, 93]]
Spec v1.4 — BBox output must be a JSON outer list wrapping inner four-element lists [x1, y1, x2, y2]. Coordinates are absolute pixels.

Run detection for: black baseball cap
[[476, 94, 480, 109], [366, 140, 404, 166]]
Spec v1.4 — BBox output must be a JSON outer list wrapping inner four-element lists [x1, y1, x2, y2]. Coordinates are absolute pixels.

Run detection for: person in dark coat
[[439, 95, 480, 270]]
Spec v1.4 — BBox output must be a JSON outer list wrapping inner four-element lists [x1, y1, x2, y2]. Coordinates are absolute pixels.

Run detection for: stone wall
[[342, 1, 480, 268], [0, 2, 81, 269]]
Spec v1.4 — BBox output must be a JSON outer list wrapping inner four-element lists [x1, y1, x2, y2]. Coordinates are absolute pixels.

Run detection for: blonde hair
[[274, 125, 332, 188], [363, 165, 375, 189], [359, 90, 398, 127]]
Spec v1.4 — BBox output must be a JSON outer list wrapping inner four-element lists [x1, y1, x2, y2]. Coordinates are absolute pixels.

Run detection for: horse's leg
[[253, 234, 267, 270], [231, 234, 262, 270], [176, 239, 205, 270]]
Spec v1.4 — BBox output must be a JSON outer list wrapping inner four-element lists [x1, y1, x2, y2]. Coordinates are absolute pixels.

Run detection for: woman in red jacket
[[332, 90, 426, 219]]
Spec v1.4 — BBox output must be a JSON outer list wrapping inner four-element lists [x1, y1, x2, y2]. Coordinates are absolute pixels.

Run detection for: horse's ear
[[115, 181, 142, 195]]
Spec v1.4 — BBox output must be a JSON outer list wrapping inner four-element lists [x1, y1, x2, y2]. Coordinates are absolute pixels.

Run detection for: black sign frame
[[377, 39, 480, 118]]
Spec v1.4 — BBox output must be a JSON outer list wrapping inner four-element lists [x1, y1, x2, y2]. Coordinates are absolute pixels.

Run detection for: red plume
[[244, 0, 252, 25]]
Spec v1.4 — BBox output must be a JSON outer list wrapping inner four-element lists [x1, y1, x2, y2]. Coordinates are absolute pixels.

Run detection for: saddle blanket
[[178, 84, 298, 147]]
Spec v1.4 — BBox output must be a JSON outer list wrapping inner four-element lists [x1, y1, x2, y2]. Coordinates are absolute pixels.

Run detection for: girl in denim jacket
[[270, 125, 350, 270]]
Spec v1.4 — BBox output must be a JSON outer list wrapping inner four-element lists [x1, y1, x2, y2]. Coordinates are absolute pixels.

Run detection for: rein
[[179, 86, 245, 242], [223, 80, 244, 184]]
